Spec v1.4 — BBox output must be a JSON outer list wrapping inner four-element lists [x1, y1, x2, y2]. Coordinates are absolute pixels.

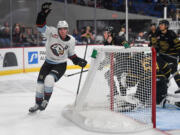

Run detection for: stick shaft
[[75, 41, 89, 105], [64, 70, 88, 77], [160, 52, 179, 62]]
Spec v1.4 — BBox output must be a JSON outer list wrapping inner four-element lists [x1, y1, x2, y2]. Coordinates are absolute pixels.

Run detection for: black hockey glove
[[77, 58, 87, 68], [41, 2, 52, 16], [69, 55, 87, 68], [36, 2, 52, 27]]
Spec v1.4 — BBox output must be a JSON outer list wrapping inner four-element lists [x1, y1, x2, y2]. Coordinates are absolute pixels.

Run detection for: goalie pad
[[120, 72, 128, 88], [114, 95, 141, 112], [160, 93, 180, 109]]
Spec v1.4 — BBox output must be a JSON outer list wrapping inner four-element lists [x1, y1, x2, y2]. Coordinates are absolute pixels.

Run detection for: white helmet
[[57, 20, 69, 29]]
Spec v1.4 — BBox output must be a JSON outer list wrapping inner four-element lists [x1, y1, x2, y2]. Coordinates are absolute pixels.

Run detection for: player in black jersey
[[120, 53, 172, 106], [156, 55, 171, 104], [156, 54, 180, 108], [156, 20, 180, 90]]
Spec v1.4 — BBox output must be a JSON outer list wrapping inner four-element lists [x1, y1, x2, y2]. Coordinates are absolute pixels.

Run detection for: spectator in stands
[[147, 23, 159, 47], [0, 22, 10, 48], [25, 28, 37, 46], [0, 27, 10, 48], [0, 22, 9, 31], [0, 22, 9, 47], [12, 25, 23, 47], [72, 29, 82, 44], [20, 27, 28, 46], [118, 26, 135, 43], [103, 27, 113, 45], [135, 31, 147, 45], [118, 26, 126, 38], [21, 24, 26, 34], [13, 23, 21, 32], [81, 26, 95, 44]]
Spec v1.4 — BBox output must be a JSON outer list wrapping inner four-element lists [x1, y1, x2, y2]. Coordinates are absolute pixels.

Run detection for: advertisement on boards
[[0, 48, 23, 71], [24, 47, 46, 69]]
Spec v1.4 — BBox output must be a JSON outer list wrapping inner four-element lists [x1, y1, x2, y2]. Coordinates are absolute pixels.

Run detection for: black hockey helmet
[[159, 20, 169, 28]]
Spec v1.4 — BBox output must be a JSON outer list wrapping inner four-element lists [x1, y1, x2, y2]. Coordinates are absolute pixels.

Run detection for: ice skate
[[29, 104, 41, 113], [39, 100, 48, 111], [29, 100, 49, 113]]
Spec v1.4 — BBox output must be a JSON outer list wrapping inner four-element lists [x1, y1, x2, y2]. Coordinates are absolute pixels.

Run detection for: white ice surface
[[0, 70, 180, 135]]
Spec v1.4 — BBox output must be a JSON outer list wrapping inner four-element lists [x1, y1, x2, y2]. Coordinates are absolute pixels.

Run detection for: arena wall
[[0, 45, 101, 76]]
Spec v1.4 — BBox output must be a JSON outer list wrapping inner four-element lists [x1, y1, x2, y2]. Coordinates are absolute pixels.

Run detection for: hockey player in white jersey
[[29, 2, 87, 113]]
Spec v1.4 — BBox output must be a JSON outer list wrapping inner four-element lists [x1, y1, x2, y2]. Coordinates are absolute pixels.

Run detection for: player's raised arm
[[36, 2, 52, 28], [36, 2, 52, 35]]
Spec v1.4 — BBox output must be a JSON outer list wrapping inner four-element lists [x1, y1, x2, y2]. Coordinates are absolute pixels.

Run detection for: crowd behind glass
[[0, 0, 179, 48]]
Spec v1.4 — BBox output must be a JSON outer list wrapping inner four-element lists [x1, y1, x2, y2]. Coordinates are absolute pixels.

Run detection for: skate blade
[[28, 109, 42, 115]]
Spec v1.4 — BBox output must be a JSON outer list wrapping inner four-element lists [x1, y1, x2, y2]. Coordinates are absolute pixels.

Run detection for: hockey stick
[[159, 52, 179, 63], [75, 40, 89, 104], [64, 69, 88, 77]]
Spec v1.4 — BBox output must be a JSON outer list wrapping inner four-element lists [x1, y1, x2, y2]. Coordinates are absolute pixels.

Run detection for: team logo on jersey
[[50, 44, 64, 56], [159, 41, 169, 51], [151, 37, 157, 44], [52, 34, 58, 38]]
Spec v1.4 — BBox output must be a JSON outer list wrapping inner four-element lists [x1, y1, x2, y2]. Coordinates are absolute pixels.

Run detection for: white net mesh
[[63, 46, 156, 133]]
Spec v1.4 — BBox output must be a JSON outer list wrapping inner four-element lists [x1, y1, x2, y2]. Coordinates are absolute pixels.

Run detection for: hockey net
[[63, 46, 156, 133]]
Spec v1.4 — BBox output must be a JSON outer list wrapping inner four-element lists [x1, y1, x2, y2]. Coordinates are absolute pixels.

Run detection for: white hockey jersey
[[37, 25, 76, 64]]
